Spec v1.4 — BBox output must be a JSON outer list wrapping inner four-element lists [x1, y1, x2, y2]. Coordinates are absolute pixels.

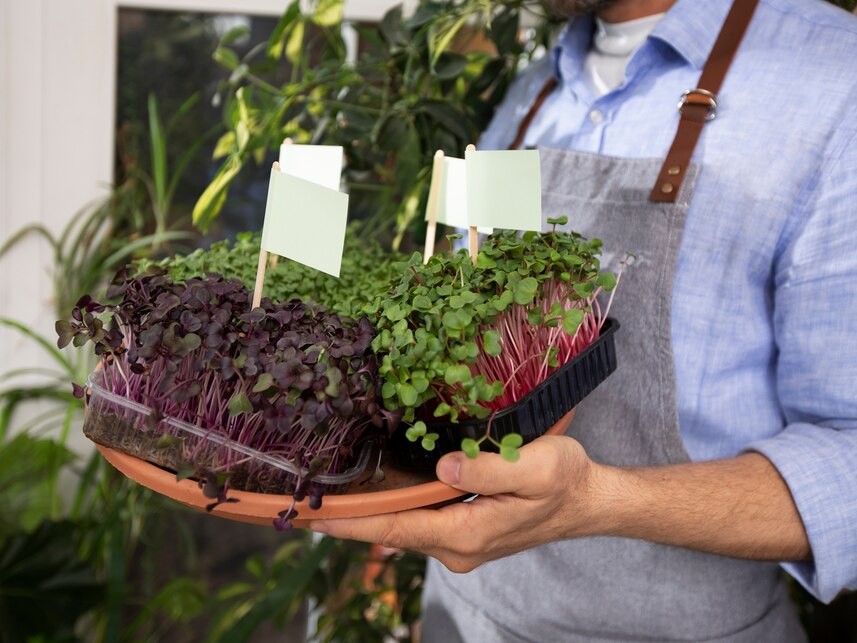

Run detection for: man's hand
[[311, 435, 812, 572], [310, 435, 601, 573]]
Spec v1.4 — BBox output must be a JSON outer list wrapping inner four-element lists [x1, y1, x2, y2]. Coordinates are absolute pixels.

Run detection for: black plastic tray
[[390, 318, 619, 470]]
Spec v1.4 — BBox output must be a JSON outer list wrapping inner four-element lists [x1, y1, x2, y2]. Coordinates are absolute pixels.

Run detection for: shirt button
[[589, 109, 604, 124]]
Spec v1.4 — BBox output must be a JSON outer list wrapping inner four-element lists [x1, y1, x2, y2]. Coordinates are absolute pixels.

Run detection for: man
[[311, 0, 857, 639]]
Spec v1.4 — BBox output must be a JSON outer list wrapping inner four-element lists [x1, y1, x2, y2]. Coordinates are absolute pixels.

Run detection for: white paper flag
[[278, 143, 344, 191], [428, 157, 492, 234], [465, 149, 541, 231], [261, 168, 349, 277]]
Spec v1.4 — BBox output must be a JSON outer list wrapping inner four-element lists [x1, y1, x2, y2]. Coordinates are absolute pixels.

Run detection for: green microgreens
[[461, 433, 523, 462], [403, 420, 440, 452], [134, 223, 405, 321], [126, 221, 622, 461], [370, 226, 621, 455]]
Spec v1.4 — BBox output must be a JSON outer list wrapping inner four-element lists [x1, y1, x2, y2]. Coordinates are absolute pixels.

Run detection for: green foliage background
[[193, 0, 552, 248]]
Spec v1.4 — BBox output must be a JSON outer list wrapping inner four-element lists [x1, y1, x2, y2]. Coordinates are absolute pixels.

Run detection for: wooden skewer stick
[[423, 149, 445, 264], [269, 138, 293, 270], [253, 160, 282, 308], [465, 144, 478, 266], [253, 250, 268, 309]]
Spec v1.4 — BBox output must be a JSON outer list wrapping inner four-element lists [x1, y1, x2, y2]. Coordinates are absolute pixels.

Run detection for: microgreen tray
[[83, 371, 373, 496], [390, 318, 620, 470]]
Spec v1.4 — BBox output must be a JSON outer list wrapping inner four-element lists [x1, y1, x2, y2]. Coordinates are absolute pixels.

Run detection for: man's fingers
[[310, 507, 447, 550], [310, 498, 512, 571]]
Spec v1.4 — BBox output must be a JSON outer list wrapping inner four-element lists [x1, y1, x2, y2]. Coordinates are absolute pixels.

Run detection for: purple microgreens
[[200, 469, 239, 512], [274, 504, 299, 531], [144, 406, 164, 432], [60, 271, 387, 520], [71, 382, 86, 399], [292, 480, 308, 502]]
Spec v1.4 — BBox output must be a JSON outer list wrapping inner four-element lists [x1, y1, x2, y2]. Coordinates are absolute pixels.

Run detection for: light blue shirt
[[480, 0, 857, 603]]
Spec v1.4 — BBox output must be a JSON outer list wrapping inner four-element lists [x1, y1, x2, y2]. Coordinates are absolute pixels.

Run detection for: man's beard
[[542, 0, 618, 18]]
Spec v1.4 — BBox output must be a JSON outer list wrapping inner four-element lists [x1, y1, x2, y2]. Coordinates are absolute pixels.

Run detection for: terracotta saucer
[[96, 410, 574, 528]]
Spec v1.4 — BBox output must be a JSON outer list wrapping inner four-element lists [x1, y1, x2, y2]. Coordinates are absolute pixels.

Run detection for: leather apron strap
[[507, 0, 761, 203], [508, 76, 558, 152], [651, 0, 760, 202]]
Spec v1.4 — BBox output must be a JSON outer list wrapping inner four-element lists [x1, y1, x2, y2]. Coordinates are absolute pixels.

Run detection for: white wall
[[0, 0, 399, 436], [0, 0, 116, 440]]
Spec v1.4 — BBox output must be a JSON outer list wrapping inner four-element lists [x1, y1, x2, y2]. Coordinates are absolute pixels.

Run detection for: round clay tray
[[96, 410, 574, 528]]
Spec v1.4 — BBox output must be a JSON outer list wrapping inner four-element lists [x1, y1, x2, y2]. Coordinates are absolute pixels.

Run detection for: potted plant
[[139, 220, 621, 467], [58, 213, 622, 529], [57, 269, 388, 530], [369, 219, 622, 468]]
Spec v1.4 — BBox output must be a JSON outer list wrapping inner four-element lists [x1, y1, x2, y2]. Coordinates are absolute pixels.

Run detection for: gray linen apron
[[421, 3, 807, 637], [420, 149, 805, 642]]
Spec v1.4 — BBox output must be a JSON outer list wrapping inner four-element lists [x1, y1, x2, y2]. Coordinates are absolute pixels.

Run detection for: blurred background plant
[[0, 81, 202, 642], [0, 3, 431, 639], [193, 0, 556, 249]]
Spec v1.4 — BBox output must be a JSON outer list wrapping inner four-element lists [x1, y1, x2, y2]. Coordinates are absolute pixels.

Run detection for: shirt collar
[[551, 15, 594, 83], [648, 0, 734, 69], [551, 0, 735, 77]]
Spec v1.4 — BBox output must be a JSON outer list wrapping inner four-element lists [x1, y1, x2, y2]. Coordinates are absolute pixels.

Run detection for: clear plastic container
[[83, 371, 373, 496]]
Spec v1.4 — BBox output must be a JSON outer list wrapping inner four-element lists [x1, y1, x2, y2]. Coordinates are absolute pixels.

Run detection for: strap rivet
[[667, 165, 681, 176], [660, 183, 675, 194]]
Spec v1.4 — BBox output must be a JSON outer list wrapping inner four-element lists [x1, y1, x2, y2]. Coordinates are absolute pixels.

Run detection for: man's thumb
[[436, 450, 530, 495]]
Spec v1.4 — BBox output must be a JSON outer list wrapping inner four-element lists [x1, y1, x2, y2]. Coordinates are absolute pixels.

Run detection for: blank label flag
[[433, 157, 492, 234], [465, 149, 541, 231], [261, 168, 349, 277], [279, 143, 344, 191]]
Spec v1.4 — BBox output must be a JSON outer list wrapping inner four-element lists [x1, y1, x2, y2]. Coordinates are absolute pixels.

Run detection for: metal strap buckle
[[677, 88, 718, 121]]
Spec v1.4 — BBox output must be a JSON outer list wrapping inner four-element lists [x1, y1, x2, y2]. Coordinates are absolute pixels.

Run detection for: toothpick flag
[[464, 149, 541, 232], [261, 168, 349, 278], [423, 153, 496, 262], [423, 149, 540, 260], [465, 144, 479, 265], [423, 150, 445, 263], [435, 157, 493, 234], [253, 144, 349, 307], [278, 142, 344, 191]]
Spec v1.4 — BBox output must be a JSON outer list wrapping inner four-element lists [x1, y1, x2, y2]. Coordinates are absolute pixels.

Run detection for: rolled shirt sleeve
[[747, 126, 857, 603], [750, 424, 857, 602]]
